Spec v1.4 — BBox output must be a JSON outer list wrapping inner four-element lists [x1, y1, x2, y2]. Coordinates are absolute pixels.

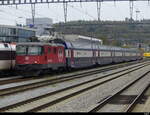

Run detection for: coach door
[[71, 49, 74, 66], [58, 47, 64, 63], [93, 50, 96, 64], [112, 50, 115, 60]]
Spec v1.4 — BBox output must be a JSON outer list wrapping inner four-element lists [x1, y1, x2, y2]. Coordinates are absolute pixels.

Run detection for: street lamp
[[15, 17, 23, 26], [136, 9, 140, 21]]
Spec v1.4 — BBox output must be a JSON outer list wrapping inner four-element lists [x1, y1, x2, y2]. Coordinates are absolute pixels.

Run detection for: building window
[[13, 29, 16, 35]]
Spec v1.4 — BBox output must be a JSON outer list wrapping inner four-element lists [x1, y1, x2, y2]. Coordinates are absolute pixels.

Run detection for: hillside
[[53, 20, 150, 48]]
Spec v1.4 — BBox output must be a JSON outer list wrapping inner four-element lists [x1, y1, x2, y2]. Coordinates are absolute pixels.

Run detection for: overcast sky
[[0, 1, 150, 25]]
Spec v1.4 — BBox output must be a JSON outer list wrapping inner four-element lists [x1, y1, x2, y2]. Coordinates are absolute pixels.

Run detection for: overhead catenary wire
[[6, 4, 60, 23], [68, 3, 97, 20]]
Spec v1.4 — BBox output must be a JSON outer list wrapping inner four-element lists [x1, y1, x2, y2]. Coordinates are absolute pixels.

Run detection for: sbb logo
[[25, 56, 29, 60]]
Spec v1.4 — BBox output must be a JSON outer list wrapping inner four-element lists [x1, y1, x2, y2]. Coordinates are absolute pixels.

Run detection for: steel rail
[[0, 61, 147, 97], [125, 83, 150, 112], [0, 60, 143, 86], [27, 63, 150, 112], [0, 62, 148, 112], [0, 76, 34, 86], [89, 71, 150, 112]]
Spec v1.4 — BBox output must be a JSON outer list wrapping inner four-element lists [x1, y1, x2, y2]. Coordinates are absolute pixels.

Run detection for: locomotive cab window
[[16, 45, 27, 55], [16, 45, 43, 55]]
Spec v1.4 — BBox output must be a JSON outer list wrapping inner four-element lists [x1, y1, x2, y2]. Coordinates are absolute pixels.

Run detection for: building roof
[[0, 24, 36, 31]]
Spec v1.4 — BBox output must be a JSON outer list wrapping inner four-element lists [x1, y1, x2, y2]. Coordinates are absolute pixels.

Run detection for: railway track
[[89, 72, 150, 112], [0, 60, 149, 97], [125, 84, 150, 112], [0, 61, 150, 112], [0, 76, 22, 82], [0, 59, 147, 86]]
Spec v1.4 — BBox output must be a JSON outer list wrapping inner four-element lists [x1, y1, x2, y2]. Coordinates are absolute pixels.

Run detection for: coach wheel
[[67, 67, 72, 72]]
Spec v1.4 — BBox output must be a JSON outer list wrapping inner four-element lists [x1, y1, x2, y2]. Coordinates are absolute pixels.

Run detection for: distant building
[[141, 19, 150, 22], [0, 25, 36, 42], [26, 18, 53, 36], [137, 43, 150, 52]]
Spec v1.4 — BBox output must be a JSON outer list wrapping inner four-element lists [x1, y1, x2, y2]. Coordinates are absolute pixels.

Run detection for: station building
[[26, 18, 53, 36], [0, 25, 36, 42]]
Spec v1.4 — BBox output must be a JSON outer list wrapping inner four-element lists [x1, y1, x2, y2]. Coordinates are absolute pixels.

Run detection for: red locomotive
[[16, 42, 66, 76]]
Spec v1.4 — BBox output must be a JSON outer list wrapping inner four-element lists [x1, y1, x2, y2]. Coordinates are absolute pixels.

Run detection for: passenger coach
[[51, 38, 142, 69]]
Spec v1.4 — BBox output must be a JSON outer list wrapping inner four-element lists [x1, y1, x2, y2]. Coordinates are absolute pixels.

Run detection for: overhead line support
[[129, 0, 134, 22], [97, 0, 101, 21], [31, 3, 35, 26], [63, 1, 68, 23]]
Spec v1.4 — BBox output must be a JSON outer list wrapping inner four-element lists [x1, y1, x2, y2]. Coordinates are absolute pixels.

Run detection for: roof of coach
[[51, 38, 140, 52], [17, 42, 64, 47], [51, 38, 102, 49], [0, 42, 16, 51]]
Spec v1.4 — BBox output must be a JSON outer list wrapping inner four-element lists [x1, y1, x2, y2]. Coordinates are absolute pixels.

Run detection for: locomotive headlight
[[34, 61, 38, 64]]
